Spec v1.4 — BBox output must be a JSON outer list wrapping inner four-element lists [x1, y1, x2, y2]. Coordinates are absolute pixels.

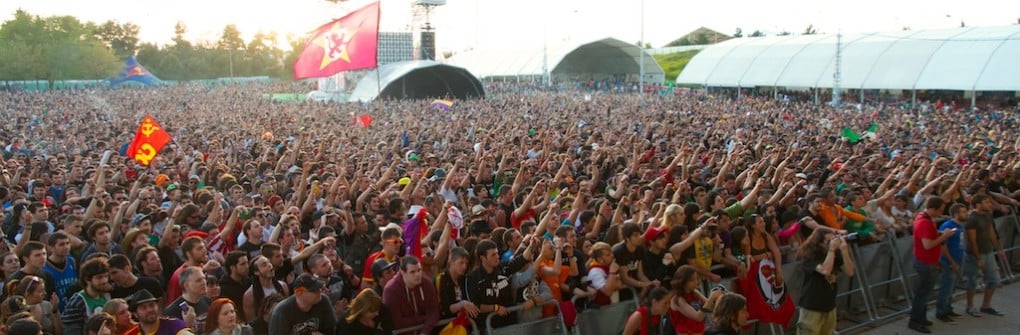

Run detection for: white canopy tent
[[676, 26, 1020, 92], [446, 37, 665, 84]]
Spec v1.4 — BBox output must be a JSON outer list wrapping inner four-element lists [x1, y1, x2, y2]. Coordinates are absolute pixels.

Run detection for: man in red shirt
[[909, 197, 955, 333]]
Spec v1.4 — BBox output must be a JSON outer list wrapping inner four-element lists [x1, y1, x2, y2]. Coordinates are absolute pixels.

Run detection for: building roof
[[676, 25, 1020, 91], [444, 37, 664, 81]]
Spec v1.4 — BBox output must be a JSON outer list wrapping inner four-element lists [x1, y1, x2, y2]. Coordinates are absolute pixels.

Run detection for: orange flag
[[126, 115, 172, 166], [293, 1, 380, 79]]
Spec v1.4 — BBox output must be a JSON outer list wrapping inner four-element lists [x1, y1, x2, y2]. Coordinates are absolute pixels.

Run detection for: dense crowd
[[0, 82, 1018, 335]]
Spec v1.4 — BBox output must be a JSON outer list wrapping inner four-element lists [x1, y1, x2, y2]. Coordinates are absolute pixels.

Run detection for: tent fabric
[[445, 37, 664, 83], [349, 61, 484, 102], [676, 26, 1020, 91], [109, 56, 161, 86]]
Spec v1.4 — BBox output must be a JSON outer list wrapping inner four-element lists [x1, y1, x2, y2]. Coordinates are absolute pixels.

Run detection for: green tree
[[777, 31, 792, 36], [749, 30, 765, 37], [734, 28, 743, 38], [0, 10, 118, 81], [218, 24, 245, 51], [94, 20, 140, 59]]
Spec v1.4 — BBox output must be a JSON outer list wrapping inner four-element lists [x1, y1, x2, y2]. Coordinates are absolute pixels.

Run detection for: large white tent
[[676, 26, 1020, 91], [349, 61, 484, 102], [445, 37, 664, 84]]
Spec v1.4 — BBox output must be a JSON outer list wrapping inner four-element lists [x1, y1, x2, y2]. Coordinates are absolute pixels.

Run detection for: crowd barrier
[[486, 300, 569, 335], [571, 287, 639, 335], [392, 316, 480, 335], [387, 211, 1020, 335], [779, 210, 1020, 335]]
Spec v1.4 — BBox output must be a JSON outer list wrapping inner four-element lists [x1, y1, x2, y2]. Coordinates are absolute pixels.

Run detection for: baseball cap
[[643, 226, 667, 242], [130, 213, 151, 227], [371, 258, 399, 280], [293, 273, 325, 292], [166, 183, 178, 192]]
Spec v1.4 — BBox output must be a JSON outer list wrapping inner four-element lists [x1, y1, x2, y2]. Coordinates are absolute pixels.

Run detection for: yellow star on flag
[[315, 22, 359, 70]]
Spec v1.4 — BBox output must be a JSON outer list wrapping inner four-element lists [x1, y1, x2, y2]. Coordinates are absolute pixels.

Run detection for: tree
[[218, 24, 245, 51], [94, 20, 139, 59], [734, 28, 743, 38], [749, 30, 765, 37], [777, 31, 792, 36], [0, 10, 118, 81], [960, 20, 966, 28], [172, 21, 191, 49], [803, 24, 817, 35]]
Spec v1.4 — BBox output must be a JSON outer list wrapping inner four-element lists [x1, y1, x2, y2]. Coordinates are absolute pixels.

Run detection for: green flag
[[842, 127, 862, 144]]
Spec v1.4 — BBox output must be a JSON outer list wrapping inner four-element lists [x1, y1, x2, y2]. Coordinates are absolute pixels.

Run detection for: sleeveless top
[[635, 306, 661, 335], [668, 291, 706, 333]]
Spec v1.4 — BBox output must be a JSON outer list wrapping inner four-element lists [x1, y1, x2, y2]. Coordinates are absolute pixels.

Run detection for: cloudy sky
[[3, 0, 1017, 52]]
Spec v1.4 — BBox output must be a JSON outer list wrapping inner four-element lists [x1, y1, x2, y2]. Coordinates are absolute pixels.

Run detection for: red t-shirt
[[361, 251, 397, 287], [913, 212, 941, 264]]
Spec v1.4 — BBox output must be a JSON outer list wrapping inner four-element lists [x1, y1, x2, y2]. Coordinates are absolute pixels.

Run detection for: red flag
[[125, 115, 172, 166], [293, 1, 380, 79], [356, 114, 373, 127], [738, 259, 796, 327]]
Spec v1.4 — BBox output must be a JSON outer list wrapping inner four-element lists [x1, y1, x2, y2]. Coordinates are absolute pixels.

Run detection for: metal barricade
[[831, 239, 878, 334], [855, 232, 912, 322], [392, 316, 480, 335], [572, 287, 639, 335], [486, 300, 568, 335], [994, 211, 1020, 283]]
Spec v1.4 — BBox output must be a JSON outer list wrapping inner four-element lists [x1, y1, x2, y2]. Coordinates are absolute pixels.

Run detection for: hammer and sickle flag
[[126, 115, 172, 166]]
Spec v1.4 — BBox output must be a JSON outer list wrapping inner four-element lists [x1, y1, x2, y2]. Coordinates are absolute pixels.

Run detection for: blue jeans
[[911, 260, 938, 325], [935, 263, 958, 317]]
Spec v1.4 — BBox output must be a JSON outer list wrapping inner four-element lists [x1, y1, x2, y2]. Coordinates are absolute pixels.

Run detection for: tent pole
[[773, 87, 778, 100], [814, 88, 819, 105], [971, 92, 976, 111], [912, 90, 916, 107], [375, 68, 382, 112]]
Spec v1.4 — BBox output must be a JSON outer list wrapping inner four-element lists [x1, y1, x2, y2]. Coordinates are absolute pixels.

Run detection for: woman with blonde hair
[[339, 289, 385, 335], [662, 204, 685, 228]]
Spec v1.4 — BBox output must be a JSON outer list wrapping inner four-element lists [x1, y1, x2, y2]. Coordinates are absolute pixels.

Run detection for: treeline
[[0, 10, 307, 81]]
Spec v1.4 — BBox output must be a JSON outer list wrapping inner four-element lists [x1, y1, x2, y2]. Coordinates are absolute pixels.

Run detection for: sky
[[2, 0, 1018, 53]]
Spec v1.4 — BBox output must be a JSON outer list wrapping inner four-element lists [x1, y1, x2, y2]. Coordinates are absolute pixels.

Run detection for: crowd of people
[[0, 81, 1018, 335]]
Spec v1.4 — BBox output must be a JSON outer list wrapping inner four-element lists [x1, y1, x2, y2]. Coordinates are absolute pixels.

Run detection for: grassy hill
[[653, 50, 701, 82]]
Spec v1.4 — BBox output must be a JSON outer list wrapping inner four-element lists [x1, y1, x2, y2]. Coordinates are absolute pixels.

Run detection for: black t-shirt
[[966, 211, 995, 254], [238, 241, 263, 260], [158, 246, 183, 282], [798, 255, 843, 312], [164, 295, 212, 330], [267, 295, 336, 335], [274, 258, 295, 282], [612, 242, 644, 279], [219, 275, 250, 319], [641, 248, 669, 284], [111, 276, 164, 301]]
